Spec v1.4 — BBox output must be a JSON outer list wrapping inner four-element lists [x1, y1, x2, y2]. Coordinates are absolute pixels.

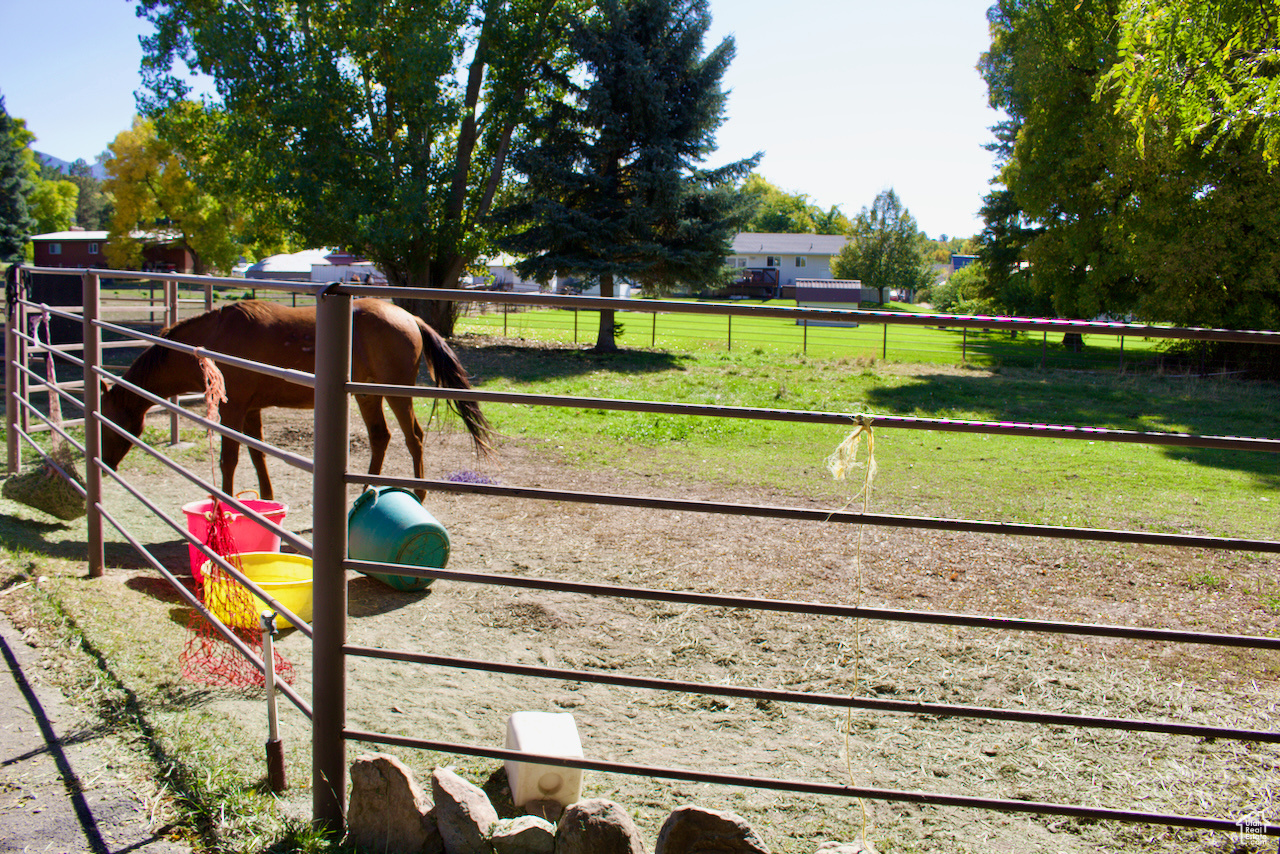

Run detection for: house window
[[737, 259, 747, 268], [766, 256, 780, 267], [795, 256, 807, 267], [89, 243, 100, 255]]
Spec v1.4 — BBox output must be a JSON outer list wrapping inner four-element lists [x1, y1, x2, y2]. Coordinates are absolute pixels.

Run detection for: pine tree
[[498, 0, 758, 351], [0, 95, 35, 265]]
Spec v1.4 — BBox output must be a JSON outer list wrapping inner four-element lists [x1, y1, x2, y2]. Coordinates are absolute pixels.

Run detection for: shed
[[794, 279, 868, 326]]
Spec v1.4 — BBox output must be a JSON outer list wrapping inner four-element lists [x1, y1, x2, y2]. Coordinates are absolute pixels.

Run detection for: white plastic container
[[504, 711, 584, 809]]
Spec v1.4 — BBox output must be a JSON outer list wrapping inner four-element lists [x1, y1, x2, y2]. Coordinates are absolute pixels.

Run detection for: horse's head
[[99, 380, 147, 472]]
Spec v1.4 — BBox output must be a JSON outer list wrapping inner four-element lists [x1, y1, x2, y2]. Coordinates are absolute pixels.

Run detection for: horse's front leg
[[216, 406, 255, 500], [244, 409, 273, 501]]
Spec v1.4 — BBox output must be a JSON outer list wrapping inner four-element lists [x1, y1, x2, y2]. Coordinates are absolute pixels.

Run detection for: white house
[[725, 232, 849, 295]]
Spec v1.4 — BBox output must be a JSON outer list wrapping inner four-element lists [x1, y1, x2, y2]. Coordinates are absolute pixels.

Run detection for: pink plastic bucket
[[182, 497, 288, 583]]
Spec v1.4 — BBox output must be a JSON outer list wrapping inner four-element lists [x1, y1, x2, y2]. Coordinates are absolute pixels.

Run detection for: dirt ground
[[49, 388, 1280, 853]]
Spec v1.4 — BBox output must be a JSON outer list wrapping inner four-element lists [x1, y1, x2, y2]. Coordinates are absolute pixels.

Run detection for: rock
[[345, 753, 433, 854], [557, 798, 647, 854], [655, 805, 769, 854], [491, 815, 556, 854], [431, 767, 500, 854]]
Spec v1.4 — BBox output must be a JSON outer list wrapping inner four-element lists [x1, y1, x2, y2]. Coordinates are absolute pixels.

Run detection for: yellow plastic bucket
[[201, 552, 313, 630]]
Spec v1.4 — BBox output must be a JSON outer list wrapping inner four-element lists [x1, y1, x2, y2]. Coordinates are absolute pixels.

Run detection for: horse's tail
[[416, 317, 495, 457]]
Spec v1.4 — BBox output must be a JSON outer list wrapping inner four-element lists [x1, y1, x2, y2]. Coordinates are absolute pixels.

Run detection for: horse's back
[[351, 300, 424, 385]]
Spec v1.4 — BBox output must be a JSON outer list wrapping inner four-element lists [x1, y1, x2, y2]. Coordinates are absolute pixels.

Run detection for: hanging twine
[[2, 307, 86, 519], [827, 412, 877, 850], [198, 353, 228, 470]]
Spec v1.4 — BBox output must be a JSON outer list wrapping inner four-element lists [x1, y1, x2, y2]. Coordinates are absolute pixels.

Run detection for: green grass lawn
[[451, 335, 1279, 542], [457, 298, 1166, 371]]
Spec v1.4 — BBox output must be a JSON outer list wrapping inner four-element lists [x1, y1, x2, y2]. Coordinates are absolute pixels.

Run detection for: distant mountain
[[35, 152, 108, 181]]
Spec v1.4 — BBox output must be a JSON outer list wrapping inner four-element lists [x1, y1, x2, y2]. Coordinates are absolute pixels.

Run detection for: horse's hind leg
[[356, 394, 392, 478], [386, 396, 426, 500], [244, 409, 273, 500]]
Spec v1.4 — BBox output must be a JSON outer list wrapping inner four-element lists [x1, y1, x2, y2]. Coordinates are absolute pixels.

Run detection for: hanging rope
[[827, 412, 877, 851], [1, 306, 86, 519]]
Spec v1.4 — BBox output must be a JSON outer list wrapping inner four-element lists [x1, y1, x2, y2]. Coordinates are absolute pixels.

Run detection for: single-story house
[[29, 229, 195, 273], [725, 232, 849, 297]]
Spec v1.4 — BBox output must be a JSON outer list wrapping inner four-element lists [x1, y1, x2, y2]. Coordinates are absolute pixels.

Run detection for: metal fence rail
[[4, 268, 1278, 844]]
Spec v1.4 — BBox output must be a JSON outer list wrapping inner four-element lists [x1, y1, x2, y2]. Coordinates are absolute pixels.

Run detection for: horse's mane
[[123, 306, 226, 382]]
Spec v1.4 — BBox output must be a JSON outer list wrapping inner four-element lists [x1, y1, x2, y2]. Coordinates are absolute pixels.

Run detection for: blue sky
[[0, 0, 1002, 240]]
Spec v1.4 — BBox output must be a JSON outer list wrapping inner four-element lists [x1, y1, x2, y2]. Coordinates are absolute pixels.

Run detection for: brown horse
[[101, 298, 493, 500]]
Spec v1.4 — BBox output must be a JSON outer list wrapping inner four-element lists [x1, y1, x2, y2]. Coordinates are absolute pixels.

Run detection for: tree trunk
[[391, 263, 462, 338], [593, 272, 619, 352]]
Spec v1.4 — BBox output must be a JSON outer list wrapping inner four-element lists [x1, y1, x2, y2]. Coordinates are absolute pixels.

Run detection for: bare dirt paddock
[[77, 394, 1280, 854]]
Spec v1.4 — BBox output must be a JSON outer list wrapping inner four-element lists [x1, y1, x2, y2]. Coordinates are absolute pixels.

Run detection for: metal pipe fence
[[3, 268, 1278, 844], [458, 296, 1278, 373]]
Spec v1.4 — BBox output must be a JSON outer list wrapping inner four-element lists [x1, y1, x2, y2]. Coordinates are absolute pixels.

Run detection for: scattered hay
[[2, 443, 87, 520]]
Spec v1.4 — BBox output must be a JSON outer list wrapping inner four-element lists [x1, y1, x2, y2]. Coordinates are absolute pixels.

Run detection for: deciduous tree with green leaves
[[138, 0, 581, 336], [830, 188, 931, 304], [496, 0, 758, 351], [104, 114, 248, 274], [1106, 0, 1280, 168], [978, 0, 1280, 333], [737, 173, 849, 234]]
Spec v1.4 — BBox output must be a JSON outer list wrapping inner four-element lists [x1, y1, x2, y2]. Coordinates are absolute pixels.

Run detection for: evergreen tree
[[0, 95, 35, 264], [497, 0, 758, 351], [69, 159, 111, 230]]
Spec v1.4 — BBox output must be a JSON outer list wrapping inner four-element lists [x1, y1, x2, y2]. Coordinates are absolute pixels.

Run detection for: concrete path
[[0, 612, 189, 854]]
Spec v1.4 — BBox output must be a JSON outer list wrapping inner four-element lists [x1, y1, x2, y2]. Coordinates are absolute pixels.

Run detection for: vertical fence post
[[1041, 331, 1048, 369], [166, 279, 180, 444], [882, 324, 888, 360], [727, 314, 733, 352], [6, 269, 21, 474], [83, 272, 104, 578], [651, 311, 656, 348], [1118, 334, 1125, 372], [204, 281, 213, 312], [962, 328, 968, 365], [802, 319, 808, 355], [312, 287, 352, 835], [503, 301, 508, 337]]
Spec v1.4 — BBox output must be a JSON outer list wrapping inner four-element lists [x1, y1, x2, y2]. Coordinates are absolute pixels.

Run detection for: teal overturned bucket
[[347, 487, 449, 592]]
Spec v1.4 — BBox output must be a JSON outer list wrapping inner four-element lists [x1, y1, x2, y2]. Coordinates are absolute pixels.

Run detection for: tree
[[137, 0, 582, 336], [1106, 0, 1280, 167], [105, 114, 247, 274], [496, 0, 758, 351], [27, 174, 78, 234], [68, 159, 112, 230], [0, 95, 35, 264], [979, 0, 1140, 321], [737, 174, 849, 234], [830, 189, 931, 304], [978, 0, 1280, 331]]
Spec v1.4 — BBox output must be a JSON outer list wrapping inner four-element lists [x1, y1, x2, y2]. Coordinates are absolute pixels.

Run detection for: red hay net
[[179, 355, 295, 688]]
